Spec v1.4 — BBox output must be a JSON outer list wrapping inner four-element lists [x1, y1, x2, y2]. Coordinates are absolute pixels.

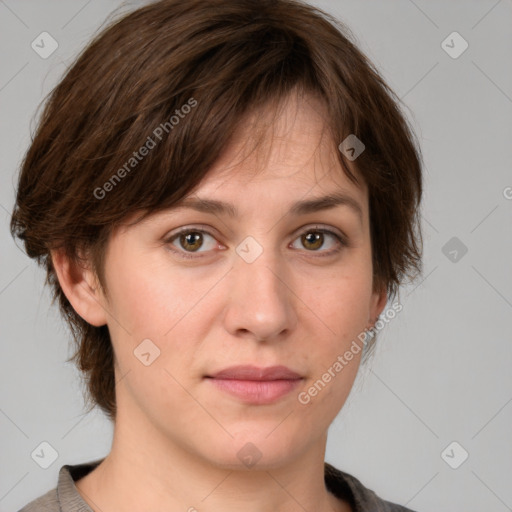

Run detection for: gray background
[[1, 1, 511, 511]]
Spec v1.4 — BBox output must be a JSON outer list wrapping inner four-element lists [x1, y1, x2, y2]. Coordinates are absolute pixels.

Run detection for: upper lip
[[207, 365, 302, 381]]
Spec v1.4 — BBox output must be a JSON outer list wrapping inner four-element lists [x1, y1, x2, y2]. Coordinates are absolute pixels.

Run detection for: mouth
[[205, 365, 303, 405]]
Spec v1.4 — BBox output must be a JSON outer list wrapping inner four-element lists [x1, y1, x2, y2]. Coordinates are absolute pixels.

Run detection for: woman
[[11, 0, 423, 510]]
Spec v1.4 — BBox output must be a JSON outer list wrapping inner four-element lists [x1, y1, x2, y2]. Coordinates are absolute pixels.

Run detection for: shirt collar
[[57, 459, 368, 511], [56, 458, 104, 511]]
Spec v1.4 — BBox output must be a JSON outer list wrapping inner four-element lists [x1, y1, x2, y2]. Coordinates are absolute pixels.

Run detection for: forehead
[[191, 91, 367, 202], [122, 91, 368, 230]]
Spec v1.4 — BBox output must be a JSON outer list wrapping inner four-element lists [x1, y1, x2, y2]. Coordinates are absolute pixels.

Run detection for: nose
[[222, 243, 298, 342]]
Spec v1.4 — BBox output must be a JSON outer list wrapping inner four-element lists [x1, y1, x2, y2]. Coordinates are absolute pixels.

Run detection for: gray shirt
[[18, 459, 417, 512]]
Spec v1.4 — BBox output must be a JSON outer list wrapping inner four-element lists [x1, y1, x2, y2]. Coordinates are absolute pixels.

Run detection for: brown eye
[[179, 232, 204, 252], [166, 228, 219, 259], [291, 227, 346, 256], [301, 232, 324, 250]]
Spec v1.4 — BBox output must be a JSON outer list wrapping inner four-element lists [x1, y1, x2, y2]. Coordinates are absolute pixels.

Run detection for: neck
[[76, 405, 346, 512]]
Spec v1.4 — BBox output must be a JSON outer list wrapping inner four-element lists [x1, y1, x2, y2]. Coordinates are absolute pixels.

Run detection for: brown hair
[[10, 0, 423, 422]]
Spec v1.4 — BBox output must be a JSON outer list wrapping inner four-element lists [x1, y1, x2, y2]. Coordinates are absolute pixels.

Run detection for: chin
[[196, 426, 307, 472]]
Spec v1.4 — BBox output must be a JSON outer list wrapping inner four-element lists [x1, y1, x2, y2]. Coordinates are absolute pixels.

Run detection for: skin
[[52, 91, 387, 512]]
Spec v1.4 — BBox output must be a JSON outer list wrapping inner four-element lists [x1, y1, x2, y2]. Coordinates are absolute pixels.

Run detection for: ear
[[51, 248, 108, 327], [368, 284, 388, 328]]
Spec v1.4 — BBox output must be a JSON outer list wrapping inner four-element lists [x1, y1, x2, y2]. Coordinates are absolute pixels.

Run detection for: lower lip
[[207, 378, 302, 404]]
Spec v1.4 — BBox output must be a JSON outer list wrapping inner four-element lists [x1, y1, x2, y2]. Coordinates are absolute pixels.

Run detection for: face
[[84, 93, 386, 469]]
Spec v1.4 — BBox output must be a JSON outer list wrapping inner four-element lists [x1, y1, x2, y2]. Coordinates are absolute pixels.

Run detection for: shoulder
[[17, 488, 59, 512], [17, 458, 103, 512], [325, 462, 418, 512]]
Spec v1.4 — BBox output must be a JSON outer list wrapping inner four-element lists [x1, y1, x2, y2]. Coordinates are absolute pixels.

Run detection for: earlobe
[[50, 248, 108, 327], [368, 286, 388, 328]]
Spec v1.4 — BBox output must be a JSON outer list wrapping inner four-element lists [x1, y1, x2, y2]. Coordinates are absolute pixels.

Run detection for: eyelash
[[164, 225, 347, 260]]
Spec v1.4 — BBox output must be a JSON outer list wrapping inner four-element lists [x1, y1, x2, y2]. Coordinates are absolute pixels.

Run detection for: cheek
[[107, 272, 162, 335], [296, 261, 372, 407], [103, 252, 221, 375], [104, 253, 185, 336], [302, 264, 374, 337]]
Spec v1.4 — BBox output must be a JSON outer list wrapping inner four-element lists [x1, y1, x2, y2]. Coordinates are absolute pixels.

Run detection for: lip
[[205, 365, 303, 405], [207, 365, 302, 380]]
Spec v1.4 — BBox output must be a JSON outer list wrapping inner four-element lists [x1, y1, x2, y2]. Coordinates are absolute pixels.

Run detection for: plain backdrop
[[1, 1, 511, 511]]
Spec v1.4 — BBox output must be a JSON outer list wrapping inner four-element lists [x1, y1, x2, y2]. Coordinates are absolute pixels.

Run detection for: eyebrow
[[174, 192, 364, 224]]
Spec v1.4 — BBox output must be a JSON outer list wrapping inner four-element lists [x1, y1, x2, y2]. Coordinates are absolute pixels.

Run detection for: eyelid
[[291, 223, 347, 243], [289, 224, 348, 256], [164, 223, 348, 259], [164, 224, 221, 243]]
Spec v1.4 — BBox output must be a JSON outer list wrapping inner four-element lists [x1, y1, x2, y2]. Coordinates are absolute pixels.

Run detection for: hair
[[10, 0, 423, 423]]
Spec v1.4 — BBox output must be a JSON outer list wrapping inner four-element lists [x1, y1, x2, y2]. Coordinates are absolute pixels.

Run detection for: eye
[[164, 225, 347, 260], [290, 226, 346, 256], [165, 227, 220, 259]]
